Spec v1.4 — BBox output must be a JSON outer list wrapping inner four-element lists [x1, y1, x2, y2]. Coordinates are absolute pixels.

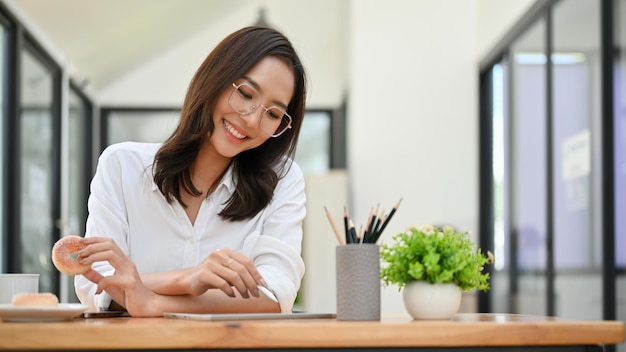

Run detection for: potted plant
[[380, 224, 494, 320]]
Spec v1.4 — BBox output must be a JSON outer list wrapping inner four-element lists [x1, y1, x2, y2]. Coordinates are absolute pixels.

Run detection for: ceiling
[[4, 0, 262, 92]]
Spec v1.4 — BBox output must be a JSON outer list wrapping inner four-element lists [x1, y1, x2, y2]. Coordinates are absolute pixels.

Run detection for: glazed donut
[[52, 235, 90, 275], [12, 292, 59, 307]]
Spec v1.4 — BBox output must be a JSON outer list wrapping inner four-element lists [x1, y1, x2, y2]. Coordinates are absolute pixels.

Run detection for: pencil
[[373, 209, 384, 235], [372, 197, 403, 243], [343, 206, 350, 243], [365, 204, 379, 243], [324, 206, 345, 245], [362, 207, 374, 243], [348, 219, 357, 244], [357, 224, 364, 243]]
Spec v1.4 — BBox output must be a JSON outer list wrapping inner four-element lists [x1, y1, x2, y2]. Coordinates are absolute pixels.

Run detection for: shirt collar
[[148, 162, 236, 194]]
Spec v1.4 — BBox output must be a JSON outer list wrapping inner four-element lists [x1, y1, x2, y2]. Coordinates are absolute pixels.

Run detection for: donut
[[12, 292, 59, 307], [52, 235, 90, 275]]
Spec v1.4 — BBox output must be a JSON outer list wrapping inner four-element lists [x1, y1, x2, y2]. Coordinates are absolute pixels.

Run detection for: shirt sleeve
[[244, 161, 307, 312], [74, 145, 132, 310]]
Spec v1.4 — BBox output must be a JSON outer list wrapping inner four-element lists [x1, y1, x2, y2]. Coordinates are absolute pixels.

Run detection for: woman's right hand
[[78, 236, 159, 316], [184, 247, 266, 299]]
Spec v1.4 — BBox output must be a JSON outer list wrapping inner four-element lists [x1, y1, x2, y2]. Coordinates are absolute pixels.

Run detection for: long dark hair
[[152, 26, 307, 221]]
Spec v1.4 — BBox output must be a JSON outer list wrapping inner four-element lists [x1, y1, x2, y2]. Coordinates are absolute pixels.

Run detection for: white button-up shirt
[[74, 142, 306, 313]]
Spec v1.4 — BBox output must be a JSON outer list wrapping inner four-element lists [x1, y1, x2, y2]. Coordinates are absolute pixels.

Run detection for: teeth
[[223, 120, 246, 139]]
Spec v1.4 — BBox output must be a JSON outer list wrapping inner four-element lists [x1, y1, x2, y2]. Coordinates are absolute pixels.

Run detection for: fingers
[[210, 251, 254, 298], [78, 237, 128, 268], [78, 237, 138, 307], [78, 238, 159, 316], [81, 268, 104, 284], [220, 260, 256, 299], [209, 248, 264, 299], [96, 268, 138, 289], [96, 276, 114, 294], [94, 273, 131, 312]]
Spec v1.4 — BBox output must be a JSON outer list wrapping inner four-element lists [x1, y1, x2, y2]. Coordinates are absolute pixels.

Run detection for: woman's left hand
[[184, 247, 266, 300]]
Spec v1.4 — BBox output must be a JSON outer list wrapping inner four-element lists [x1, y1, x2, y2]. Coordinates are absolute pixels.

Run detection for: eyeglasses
[[228, 82, 293, 137]]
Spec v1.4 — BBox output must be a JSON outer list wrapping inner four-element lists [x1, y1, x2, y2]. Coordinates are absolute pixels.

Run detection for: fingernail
[[260, 278, 268, 287], [253, 288, 260, 298]]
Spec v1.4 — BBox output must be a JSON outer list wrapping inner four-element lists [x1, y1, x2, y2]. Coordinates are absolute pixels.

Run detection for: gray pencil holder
[[335, 244, 381, 321]]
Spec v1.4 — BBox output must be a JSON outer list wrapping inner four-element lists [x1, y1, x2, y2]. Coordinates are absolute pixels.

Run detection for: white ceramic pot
[[402, 281, 462, 320]]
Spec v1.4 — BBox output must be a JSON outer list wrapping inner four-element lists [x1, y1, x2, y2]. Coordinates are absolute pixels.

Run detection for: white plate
[[0, 303, 88, 322]]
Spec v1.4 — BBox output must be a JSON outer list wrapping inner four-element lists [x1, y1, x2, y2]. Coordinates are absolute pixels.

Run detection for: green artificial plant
[[380, 224, 494, 292]]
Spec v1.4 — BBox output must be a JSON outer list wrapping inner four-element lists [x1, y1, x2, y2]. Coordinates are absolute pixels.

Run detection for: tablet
[[83, 310, 129, 318], [163, 311, 335, 321]]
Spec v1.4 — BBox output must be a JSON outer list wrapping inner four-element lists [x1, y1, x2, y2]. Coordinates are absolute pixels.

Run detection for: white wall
[[301, 171, 349, 313], [348, 0, 475, 315], [347, 0, 533, 315]]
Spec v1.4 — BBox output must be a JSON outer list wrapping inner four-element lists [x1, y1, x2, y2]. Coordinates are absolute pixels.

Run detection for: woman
[[74, 26, 308, 317]]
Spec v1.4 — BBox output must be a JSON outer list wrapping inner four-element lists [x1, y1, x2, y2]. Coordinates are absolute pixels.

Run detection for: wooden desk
[[0, 313, 623, 351]]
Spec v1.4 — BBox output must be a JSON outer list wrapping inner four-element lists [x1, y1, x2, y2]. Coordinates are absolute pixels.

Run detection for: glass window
[[481, 0, 622, 329], [295, 111, 331, 175], [105, 110, 179, 146], [615, 0, 626, 345], [490, 60, 511, 314], [510, 18, 548, 315], [64, 87, 91, 302], [67, 88, 89, 238], [20, 47, 56, 293], [0, 22, 6, 272], [552, 0, 602, 320], [616, 0, 626, 272]]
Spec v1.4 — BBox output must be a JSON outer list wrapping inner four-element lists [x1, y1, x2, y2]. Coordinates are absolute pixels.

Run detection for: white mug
[[0, 274, 40, 304]]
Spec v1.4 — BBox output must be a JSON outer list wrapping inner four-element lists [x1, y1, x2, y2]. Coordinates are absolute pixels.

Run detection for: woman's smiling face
[[209, 56, 295, 159]]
